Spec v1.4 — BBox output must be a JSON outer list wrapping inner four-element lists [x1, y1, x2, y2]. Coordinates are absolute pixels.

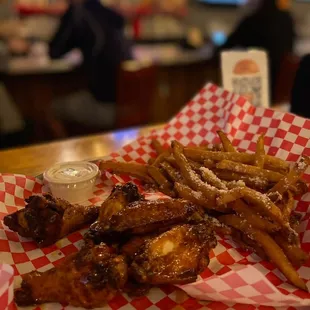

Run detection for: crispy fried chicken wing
[[14, 243, 127, 309], [129, 223, 217, 285], [87, 183, 144, 244], [98, 182, 144, 225], [3, 194, 99, 247], [92, 199, 205, 237]]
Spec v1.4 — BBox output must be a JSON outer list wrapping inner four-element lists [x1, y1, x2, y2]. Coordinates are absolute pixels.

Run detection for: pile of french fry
[[99, 131, 310, 291]]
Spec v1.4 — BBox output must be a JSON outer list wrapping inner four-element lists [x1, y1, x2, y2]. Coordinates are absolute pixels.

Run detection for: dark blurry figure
[[49, 0, 132, 128], [218, 0, 295, 100], [291, 54, 310, 119]]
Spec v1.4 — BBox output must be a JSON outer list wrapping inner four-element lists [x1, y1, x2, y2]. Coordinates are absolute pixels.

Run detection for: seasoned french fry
[[213, 169, 270, 191], [216, 160, 284, 183], [217, 131, 236, 152], [203, 159, 216, 169], [240, 187, 284, 225], [172, 141, 219, 202], [189, 159, 203, 172], [219, 215, 308, 291], [151, 139, 165, 154], [165, 156, 178, 168], [148, 158, 155, 165], [269, 156, 310, 195], [254, 134, 265, 168], [160, 161, 183, 183], [184, 148, 290, 172], [100, 160, 154, 183], [174, 182, 229, 212], [282, 191, 295, 222], [231, 200, 280, 233], [274, 234, 309, 268], [216, 188, 243, 206], [200, 167, 227, 190], [147, 166, 175, 197], [152, 151, 170, 167]]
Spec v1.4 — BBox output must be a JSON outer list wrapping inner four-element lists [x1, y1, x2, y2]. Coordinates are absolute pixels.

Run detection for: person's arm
[[49, 6, 76, 59]]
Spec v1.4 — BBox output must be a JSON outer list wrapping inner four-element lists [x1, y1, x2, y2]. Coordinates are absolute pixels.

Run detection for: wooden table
[[0, 124, 163, 176]]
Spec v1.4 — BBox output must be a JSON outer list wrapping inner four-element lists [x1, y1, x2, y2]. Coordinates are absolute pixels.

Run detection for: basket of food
[[0, 83, 309, 310]]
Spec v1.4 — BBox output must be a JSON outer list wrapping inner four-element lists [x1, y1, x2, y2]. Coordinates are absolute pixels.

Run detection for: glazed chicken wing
[[98, 182, 144, 225], [4, 194, 99, 247], [14, 243, 128, 309], [91, 199, 205, 237], [129, 223, 217, 285], [87, 183, 144, 244]]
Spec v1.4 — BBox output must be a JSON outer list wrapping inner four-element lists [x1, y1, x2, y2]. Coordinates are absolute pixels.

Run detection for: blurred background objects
[[0, 0, 309, 150]]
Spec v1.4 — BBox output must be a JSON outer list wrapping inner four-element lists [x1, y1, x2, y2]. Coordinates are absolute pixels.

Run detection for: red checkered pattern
[[0, 83, 310, 309], [0, 264, 14, 310]]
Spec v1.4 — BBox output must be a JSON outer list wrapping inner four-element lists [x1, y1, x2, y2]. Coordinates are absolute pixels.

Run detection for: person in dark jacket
[[49, 0, 132, 128], [218, 0, 295, 100], [291, 54, 310, 119]]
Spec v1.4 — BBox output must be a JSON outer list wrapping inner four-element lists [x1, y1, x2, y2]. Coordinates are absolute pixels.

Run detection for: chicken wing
[[129, 223, 217, 285], [98, 182, 144, 226], [87, 183, 144, 244], [14, 243, 128, 309], [92, 199, 205, 237], [3, 194, 99, 247]]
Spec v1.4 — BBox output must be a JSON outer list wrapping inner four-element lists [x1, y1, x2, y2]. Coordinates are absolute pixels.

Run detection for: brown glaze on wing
[[3, 194, 99, 247], [14, 243, 127, 309], [129, 223, 217, 285], [103, 199, 205, 235], [88, 183, 144, 244], [98, 183, 144, 225]]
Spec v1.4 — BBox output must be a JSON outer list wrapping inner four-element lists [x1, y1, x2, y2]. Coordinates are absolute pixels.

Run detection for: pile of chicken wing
[[5, 183, 218, 309]]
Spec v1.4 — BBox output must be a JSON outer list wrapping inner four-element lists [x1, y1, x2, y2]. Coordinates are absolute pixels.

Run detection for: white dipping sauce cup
[[43, 161, 99, 204]]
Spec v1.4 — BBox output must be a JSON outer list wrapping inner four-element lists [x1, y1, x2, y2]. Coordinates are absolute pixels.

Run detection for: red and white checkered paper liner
[[0, 83, 310, 310]]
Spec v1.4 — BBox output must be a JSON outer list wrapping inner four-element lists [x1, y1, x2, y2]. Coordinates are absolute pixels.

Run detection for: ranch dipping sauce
[[44, 161, 99, 203]]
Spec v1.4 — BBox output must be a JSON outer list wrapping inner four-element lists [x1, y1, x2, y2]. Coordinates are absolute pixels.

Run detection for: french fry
[[213, 169, 270, 191], [152, 151, 170, 167], [174, 182, 229, 212], [160, 161, 183, 183], [282, 191, 295, 222], [203, 159, 216, 169], [269, 156, 310, 195], [231, 228, 268, 260], [216, 188, 243, 206], [172, 141, 219, 202], [200, 167, 227, 190], [217, 131, 236, 152], [151, 139, 165, 154], [274, 234, 309, 268], [100, 160, 154, 183], [148, 158, 155, 165], [219, 215, 308, 291], [216, 160, 284, 183], [184, 148, 290, 172], [231, 200, 280, 233], [240, 187, 284, 225], [189, 159, 203, 172], [147, 166, 175, 197], [254, 134, 265, 168]]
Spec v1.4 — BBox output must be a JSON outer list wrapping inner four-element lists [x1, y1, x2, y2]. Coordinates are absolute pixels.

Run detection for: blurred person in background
[[49, 0, 132, 129], [291, 54, 310, 119], [217, 0, 295, 101], [0, 0, 29, 148]]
